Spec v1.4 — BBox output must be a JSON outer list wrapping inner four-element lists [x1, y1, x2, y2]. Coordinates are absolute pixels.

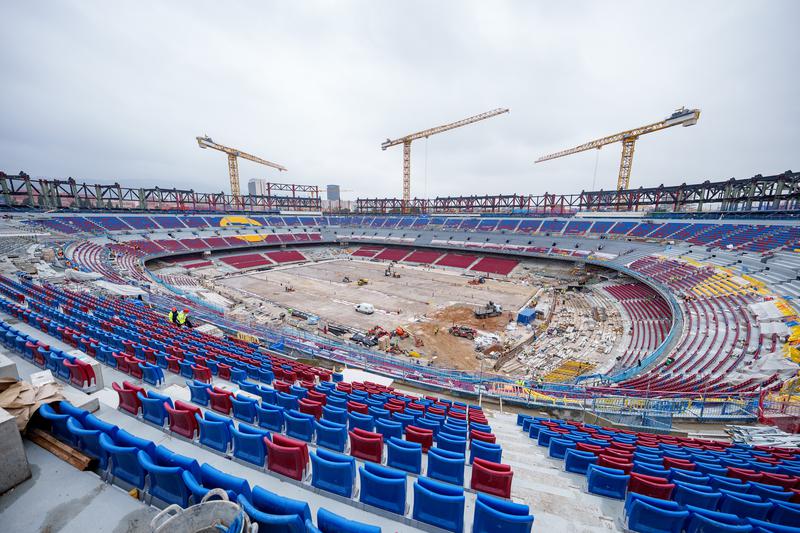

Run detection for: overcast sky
[[1, 1, 798, 200]]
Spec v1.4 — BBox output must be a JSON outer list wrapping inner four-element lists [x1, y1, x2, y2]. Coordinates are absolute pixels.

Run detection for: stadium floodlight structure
[[196, 135, 287, 198], [536, 107, 701, 191], [381, 108, 510, 210]]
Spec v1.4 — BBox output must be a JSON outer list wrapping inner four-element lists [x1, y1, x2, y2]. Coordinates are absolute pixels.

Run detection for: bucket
[[149, 489, 257, 533]]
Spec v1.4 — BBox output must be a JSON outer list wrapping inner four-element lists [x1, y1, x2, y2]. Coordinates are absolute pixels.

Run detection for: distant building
[[326, 184, 341, 201], [248, 178, 267, 196]]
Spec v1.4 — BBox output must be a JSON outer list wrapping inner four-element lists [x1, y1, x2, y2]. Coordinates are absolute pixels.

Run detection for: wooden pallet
[[28, 428, 92, 471]]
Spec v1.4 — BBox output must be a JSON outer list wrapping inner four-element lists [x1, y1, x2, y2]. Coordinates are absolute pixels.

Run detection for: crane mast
[[382, 108, 509, 207], [196, 136, 287, 198], [535, 107, 700, 191]]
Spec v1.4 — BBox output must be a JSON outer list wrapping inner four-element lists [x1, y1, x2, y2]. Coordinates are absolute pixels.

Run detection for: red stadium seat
[[266, 434, 309, 480], [662, 457, 694, 471], [471, 457, 513, 498], [470, 429, 497, 444], [349, 428, 384, 463], [298, 398, 323, 419], [217, 362, 232, 380], [112, 381, 141, 414], [347, 401, 368, 414], [598, 455, 633, 474], [164, 401, 199, 439], [406, 425, 434, 452], [192, 365, 212, 384], [208, 388, 233, 415], [628, 472, 675, 500], [727, 467, 764, 483]]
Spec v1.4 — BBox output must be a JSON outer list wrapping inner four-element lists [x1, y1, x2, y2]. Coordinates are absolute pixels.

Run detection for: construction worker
[[177, 308, 193, 328], [167, 307, 177, 324]]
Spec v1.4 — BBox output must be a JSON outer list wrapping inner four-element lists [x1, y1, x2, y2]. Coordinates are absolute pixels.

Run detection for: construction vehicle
[[368, 325, 388, 338], [357, 278, 369, 286], [195, 135, 287, 198], [381, 108, 509, 208], [535, 107, 700, 191], [449, 325, 477, 340], [474, 301, 503, 319], [468, 276, 487, 285], [342, 276, 352, 283], [393, 327, 409, 339], [384, 264, 401, 278]]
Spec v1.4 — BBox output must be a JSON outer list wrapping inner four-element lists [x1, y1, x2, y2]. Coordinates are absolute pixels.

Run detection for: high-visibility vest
[[177, 311, 187, 325], [168, 311, 175, 323]]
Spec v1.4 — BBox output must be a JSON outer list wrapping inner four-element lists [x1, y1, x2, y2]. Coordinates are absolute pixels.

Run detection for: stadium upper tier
[[17, 213, 800, 253], [3, 209, 800, 417]]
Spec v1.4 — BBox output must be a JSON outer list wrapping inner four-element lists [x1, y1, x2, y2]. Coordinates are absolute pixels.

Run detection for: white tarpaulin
[[749, 300, 786, 321], [92, 280, 148, 297], [340, 368, 394, 387], [727, 349, 799, 382], [761, 321, 791, 336], [65, 269, 103, 281]]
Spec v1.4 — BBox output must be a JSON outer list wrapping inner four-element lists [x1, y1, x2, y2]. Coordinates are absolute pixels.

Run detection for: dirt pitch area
[[218, 259, 537, 370]]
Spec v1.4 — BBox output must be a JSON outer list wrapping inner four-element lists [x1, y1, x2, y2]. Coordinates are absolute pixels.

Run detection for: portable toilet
[[517, 308, 535, 325]]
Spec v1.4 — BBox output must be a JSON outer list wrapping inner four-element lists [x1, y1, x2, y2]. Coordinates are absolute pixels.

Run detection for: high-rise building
[[326, 184, 341, 201], [248, 178, 267, 196]]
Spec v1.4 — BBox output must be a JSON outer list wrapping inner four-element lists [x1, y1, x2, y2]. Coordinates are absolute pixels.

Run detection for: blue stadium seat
[[348, 411, 374, 432], [186, 380, 211, 406], [231, 426, 268, 466], [182, 463, 251, 503], [66, 416, 108, 469], [564, 449, 598, 475], [587, 464, 629, 499], [195, 413, 232, 453], [310, 449, 356, 498], [322, 404, 347, 425], [99, 433, 148, 489], [138, 391, 171, 427], [684, 505, 749, 533], [673, 482, 722, 510], [284, 409, 315, 442], [38, 403, 73, 443], [472, 493, 533, 533], [469, 439, 502, 465], [627, 498, 688, 533], [437, 432, 468, 455], [317, 508, 380, 533], [718, 491, 773, 521], [276, 391, 299, 411], [769, 499, 800, 527], [237, 493, 305, 533], [427, 447, 465, 486], [255, 403, 284, 432], [314, 418, 347, 452], [374, 417, 403, 440], [231, 395, 258, 423], [413, 477, 465, 533], [548, 437, 576, 459], [137, 450, 190, 507], [359, 462, 407, 515], [386, 436, 422, 474]]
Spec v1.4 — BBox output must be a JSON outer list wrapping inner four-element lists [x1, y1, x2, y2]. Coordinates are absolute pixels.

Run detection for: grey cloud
[[0, 0, 797, 199]]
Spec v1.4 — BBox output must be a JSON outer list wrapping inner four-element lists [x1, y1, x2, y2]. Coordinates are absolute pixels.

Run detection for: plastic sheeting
[[92, 280, 147, 297], [64, 269, 103, 282]]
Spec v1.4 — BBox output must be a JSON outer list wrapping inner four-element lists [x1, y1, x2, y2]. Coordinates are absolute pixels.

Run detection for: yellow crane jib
[[381, 108, 510, 207], [535, 107, 700, 191], [196, 136, 287, 198]]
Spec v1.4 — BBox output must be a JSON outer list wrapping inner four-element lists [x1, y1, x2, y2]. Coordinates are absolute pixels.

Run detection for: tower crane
[[535, 107, 701, 191], [196, 136, 287, 198], [382, 108, 509, 205]]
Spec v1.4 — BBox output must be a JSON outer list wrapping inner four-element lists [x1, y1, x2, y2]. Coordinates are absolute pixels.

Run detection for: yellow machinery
[[357, 278, 369, 286], [382, 108, 509, 206], [536, 107, 700, 191], [196, 135, 287, 198]]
